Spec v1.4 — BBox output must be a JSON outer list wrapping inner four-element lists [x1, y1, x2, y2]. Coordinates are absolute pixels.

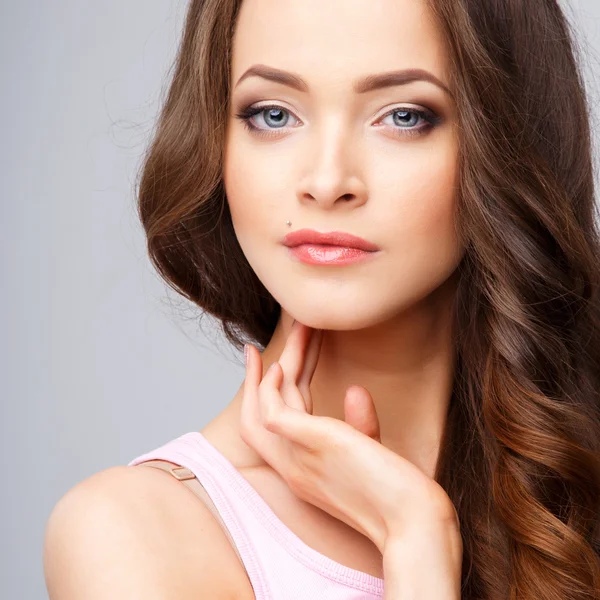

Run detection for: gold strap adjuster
[[170, 465, 196, 481]]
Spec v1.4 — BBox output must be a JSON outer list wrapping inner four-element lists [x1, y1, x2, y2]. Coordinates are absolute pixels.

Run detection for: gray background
[[1, 1, 599, 598]]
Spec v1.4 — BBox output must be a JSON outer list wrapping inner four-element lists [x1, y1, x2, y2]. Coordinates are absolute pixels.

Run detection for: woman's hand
[[240, 320, 461, 555]]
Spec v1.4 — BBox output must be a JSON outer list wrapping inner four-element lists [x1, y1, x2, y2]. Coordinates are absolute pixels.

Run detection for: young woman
[[43, 0, 600, 598]]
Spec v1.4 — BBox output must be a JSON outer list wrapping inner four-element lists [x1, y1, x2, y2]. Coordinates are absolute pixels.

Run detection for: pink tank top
[[128, 431, 385, 599]]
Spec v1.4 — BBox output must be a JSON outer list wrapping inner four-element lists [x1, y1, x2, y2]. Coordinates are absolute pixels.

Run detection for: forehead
[[231, 0, 449, 88]]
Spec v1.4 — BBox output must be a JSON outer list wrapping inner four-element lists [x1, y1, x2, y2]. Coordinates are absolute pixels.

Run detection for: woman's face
[[224, 0, 463, 331]]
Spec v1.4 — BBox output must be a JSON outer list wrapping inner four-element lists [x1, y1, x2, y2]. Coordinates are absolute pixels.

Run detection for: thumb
[[343, 385, 381, 443]]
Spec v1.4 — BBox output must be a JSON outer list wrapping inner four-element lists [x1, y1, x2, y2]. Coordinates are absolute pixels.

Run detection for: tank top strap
[[128, 431, 385, 599], [128, 432, 272, 599]]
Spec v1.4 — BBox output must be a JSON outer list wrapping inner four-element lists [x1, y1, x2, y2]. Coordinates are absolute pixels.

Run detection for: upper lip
[[282, 229, 380, 252]]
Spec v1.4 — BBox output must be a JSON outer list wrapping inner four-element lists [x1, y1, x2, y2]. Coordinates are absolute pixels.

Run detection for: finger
[[241, 344, 261, 426], [258, 360, 286, 427], [254, 361, 298, 472], [343, 385, 381, 443], [297, 327, 323, 395], [242, 345, 286, 445], [275, 321, 315, 412], [240, 344, 264, 445], [244, 343, 263, 389], [277, 321, 315, 385], [261, 378, 340, 451]]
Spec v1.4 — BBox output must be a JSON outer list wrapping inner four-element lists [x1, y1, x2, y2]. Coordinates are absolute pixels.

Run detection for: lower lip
[[286, 244, 379, 265]]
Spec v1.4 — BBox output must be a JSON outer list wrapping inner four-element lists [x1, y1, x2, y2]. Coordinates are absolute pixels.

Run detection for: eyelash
[[234, 103, 442, 139]]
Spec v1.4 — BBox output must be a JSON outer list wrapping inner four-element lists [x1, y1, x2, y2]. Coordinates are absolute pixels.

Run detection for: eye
[[235, 103, 442, 139], [376, 107, 442, 138], [234, 104, 301, 138]]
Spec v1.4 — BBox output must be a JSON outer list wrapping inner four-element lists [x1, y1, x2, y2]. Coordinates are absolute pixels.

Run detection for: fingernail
[[244, 344, 249, 366]]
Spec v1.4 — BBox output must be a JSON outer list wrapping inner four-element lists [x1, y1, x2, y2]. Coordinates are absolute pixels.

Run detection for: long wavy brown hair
[[135, 0, 600, 597]]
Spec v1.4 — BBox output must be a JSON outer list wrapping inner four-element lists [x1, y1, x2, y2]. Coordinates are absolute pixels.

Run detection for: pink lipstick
[[281, 229, 380, 266]]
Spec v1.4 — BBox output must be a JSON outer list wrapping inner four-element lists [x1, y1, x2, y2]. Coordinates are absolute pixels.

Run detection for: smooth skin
[[242, 320, 462, 599], [243, 321, 460, 551], [225, 0, 463, 479], [45, 0, 465, 597], [43, 465, 256, 600], [43, 320, 461, 600]]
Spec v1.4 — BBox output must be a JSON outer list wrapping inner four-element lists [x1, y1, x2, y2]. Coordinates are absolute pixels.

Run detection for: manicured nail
[[244, 344, 249, 366]]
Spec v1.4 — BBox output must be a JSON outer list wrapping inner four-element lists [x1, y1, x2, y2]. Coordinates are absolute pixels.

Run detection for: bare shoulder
[[43, 464, 255, 600]]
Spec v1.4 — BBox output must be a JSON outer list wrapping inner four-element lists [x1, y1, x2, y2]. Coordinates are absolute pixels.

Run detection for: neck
[[262, 280, 454, 477], [229, 275, 459, 480]]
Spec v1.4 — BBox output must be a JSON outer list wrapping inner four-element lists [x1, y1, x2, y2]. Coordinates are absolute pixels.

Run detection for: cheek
[[224, 142, 266, 248], [223, 135, 291, 240], [376, 140, 459, 251], [368, 140, 462, 311], [223, 127, 463, 327], [223, 134, 293, 282], [223, 140, 255, 227]]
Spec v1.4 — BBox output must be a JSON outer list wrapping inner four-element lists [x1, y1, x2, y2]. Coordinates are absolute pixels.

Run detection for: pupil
[[393, 110, 417, 127], [266, 109, 286, 127]]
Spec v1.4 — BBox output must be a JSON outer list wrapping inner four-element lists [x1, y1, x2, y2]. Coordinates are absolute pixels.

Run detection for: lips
[[281, 229, 380, 252]]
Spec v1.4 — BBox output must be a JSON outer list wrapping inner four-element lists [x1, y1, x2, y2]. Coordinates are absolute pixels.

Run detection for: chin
[[282, 302, 393, 332]]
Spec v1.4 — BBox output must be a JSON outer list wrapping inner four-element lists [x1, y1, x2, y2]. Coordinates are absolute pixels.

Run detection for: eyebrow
[[233, 63, 454, 100]]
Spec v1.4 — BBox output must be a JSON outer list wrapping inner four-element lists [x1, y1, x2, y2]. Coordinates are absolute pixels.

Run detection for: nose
[[296, 120, 368, 211]]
